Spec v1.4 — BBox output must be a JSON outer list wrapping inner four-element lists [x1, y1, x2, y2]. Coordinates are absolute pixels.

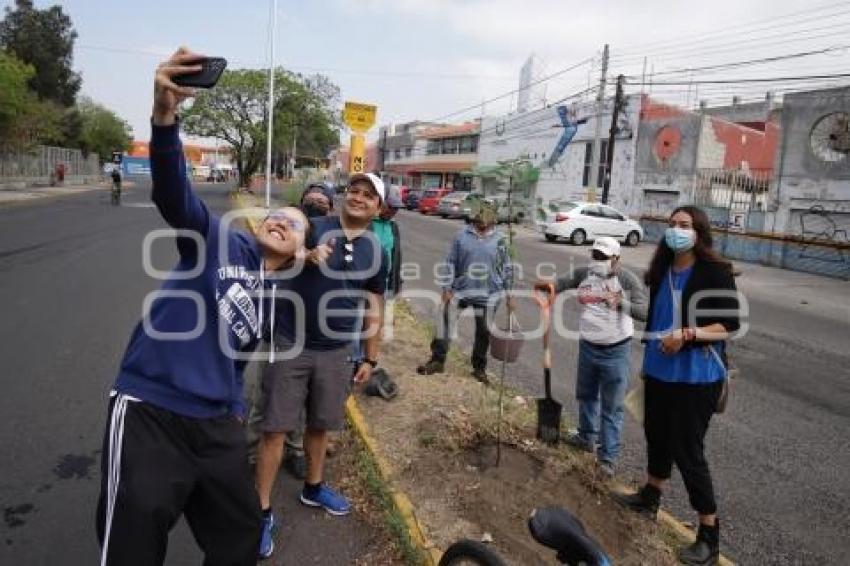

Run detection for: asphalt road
[[392, 209, 849, 566], [2, 184, 847, 565], [0, 182, 374, 565]]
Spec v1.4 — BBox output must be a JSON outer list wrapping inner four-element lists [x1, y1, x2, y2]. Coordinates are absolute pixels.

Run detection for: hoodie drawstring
[[257, 269, 265, 340], [269, 283, 277, 363]]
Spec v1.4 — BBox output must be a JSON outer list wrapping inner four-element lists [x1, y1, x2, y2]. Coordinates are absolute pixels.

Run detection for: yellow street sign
[[349, 134, 366, 174], [343, 101, 377, 133]]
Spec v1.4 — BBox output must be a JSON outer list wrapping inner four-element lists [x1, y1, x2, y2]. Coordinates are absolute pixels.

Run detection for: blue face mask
[[665, 227, 696, 252]]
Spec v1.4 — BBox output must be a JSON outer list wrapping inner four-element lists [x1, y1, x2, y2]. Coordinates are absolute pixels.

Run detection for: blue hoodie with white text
[[112, 122, 268, 418]]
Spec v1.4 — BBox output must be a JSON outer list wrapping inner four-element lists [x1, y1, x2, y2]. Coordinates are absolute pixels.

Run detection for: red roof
[[420, 122, 479, 139]]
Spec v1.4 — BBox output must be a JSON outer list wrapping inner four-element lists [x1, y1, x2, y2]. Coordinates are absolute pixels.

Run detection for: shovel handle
[[535, 284, 555, 370]]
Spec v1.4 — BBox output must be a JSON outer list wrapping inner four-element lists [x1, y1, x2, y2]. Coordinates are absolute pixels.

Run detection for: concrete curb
[[345, 397, 441, 565]]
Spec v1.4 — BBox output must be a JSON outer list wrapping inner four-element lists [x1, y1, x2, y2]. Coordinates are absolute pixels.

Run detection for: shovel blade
[[536, 398, 562, 445]]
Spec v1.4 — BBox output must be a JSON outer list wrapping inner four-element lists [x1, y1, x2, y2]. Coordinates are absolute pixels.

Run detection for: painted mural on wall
[[547, 104, 588, 168]]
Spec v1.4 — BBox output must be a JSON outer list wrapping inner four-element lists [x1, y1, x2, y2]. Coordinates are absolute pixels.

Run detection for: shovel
[[535, 285, 562, 444]]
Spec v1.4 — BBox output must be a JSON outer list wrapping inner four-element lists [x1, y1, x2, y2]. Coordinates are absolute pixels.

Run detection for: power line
[[611, 22, 850, 65], [625, 72, 850, 86], [611, 1, 850, 58], [74, 43, 515, 81], [423, 57, 595, 123], [622, 45, 850, 79]]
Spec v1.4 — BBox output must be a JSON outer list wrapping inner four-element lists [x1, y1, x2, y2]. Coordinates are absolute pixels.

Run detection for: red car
[[418, 187, 452, 215]]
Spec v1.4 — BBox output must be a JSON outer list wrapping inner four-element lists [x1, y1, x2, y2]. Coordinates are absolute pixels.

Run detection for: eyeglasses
[[264, 212, 305, 232]]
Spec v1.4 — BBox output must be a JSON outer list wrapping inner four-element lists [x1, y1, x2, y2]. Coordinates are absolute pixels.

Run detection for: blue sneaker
[[258, 512, 275, 559], [299, 483, 351, 516]]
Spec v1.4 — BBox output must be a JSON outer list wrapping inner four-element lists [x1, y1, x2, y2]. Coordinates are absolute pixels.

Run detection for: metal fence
[[692, 168, 772, 233], [0, 144, 100, 185]]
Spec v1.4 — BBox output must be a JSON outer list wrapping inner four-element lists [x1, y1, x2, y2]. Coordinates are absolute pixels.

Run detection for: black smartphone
[[173, 57, 227, 89]]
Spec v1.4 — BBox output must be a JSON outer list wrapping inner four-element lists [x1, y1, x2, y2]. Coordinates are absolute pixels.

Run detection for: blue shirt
[[642, 266, 726, 384], [443, 225, 513, 305], [114, 123, 266, 418], [273, 216, 388, 350]]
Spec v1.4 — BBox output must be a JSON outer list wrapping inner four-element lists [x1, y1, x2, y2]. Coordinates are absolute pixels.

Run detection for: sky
[[5, 0, 849, 145]]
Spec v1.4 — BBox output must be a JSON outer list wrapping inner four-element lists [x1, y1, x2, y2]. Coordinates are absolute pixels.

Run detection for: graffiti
[[798, 205, 849, 263], [547, 104, 588, 168]]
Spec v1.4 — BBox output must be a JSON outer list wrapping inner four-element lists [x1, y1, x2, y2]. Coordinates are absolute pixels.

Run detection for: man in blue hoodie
[[95, 47, 308, 566], [417, 202, 513, 383]]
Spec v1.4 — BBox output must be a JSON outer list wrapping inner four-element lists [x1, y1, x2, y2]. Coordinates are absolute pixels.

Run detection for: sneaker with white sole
[[258, 511, 276, 559], [300, 483, 351, 516]]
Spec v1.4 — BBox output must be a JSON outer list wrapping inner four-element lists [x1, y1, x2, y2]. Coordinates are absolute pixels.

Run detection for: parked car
[[405, 189, 423, 210], [458, 193, 485, 219], [487, 194, 527, 224], [459, 193, 526, 223], [538, 201, 643, 246], [437, 191, 471, 218], [418, 187, 452, 215]]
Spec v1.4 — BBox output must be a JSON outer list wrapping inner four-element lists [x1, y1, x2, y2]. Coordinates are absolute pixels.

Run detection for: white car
[[537, 201, 643, 246]]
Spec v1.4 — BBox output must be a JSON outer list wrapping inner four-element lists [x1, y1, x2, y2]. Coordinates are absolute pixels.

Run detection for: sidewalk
[[0, 181, 110, 205]]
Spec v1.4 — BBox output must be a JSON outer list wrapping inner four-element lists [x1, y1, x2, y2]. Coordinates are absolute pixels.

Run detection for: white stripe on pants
[[100, 394, 130, 566]]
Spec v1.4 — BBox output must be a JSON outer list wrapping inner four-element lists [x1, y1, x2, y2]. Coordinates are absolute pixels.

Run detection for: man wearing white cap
[[254, 172, 388, 558], [535, 236, 648, 477]]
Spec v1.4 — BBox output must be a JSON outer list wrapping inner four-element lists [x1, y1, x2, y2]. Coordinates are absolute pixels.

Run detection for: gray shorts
[[260, 346, 352, 432]]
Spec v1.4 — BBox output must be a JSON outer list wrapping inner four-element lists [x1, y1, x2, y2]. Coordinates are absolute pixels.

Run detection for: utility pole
[[264, 0, 277, 207], [291, 128, 297, 179], [588, 44, 609, 202], [602, 74, 625, 205]]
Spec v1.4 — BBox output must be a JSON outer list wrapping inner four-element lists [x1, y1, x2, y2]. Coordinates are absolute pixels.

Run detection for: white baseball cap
[[348, 172, 385, 202], [592, 236, 621, 257]]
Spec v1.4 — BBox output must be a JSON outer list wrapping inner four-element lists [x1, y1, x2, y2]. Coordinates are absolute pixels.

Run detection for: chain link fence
[[0, 144, 100, 187]]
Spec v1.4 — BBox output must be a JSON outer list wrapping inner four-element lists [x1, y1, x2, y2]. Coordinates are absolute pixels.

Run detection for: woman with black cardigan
[[616, 206, 740, 566]]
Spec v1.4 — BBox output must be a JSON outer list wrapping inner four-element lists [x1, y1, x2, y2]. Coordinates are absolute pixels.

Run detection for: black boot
[[416, 359, 445, 375], [678, 520, 719, 565], [612, 483, 660, 520]]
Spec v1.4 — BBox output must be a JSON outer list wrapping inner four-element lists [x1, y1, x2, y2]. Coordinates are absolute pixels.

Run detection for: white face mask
[[589, 259, 612, 276]]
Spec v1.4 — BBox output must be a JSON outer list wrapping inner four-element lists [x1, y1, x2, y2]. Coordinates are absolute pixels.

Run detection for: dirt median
[[353, 300, 680, 565]]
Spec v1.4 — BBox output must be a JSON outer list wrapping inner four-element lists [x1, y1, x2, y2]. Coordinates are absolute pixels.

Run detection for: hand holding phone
[[172, 57, 227, 89], [153, 49, 226, 126]]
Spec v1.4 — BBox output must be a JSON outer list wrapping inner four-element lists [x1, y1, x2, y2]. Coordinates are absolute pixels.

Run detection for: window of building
[[427, 139, 440, 155], [459, 135, 478, 153], [405, 147, 412, 157], [394, 148, 402, 159], [582, 140, 609, 188], [442, 138, 459, 154]]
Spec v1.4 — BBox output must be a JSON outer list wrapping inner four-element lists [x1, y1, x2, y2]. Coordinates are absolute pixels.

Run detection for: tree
[[74, 97, 132, 161], [272, 72, 341, 175], [182, 68, 341, 187], [0, 49, 61, 146], [0, 0, 81, 106], [182, 69, 270, 187]]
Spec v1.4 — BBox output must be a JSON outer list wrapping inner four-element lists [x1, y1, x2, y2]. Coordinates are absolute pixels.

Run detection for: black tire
[[570, 229, 587, 245], [439, 539, 507, 566], [626, 230, 640, 246], [544, 234, 557, 243]]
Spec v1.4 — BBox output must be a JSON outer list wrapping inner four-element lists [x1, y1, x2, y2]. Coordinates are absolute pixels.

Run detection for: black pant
[[430, 299, 491, 370], [96, 394, 262, 566], [644, 375, 722, 515]]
